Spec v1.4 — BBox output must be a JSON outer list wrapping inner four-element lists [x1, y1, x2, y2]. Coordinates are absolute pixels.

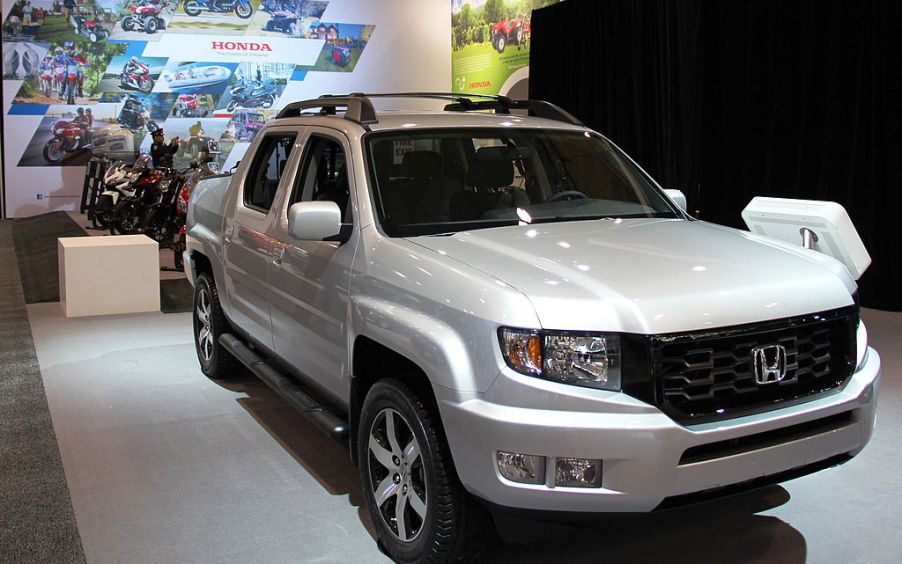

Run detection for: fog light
[[555, 458, 602, 488], [497, 451, 545, 485]]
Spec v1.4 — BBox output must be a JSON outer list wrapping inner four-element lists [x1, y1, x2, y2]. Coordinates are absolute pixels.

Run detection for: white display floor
[[26, 302, 902, 563]]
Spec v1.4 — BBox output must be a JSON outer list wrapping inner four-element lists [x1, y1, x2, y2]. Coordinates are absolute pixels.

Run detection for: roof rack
[[274, 93, 583, 128]]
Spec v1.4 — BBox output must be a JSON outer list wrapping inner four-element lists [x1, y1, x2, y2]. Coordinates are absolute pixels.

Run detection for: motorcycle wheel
[[145, 17, 158, 34], [173, 234, 185, 271], [92, 195, 113, 228], [110, 200, 138, 235], [42, 141, 64, 163], [262, 94, 276, 108], [227, 100, 238, 112], [139, 79, 153, 93], [235, 3, 253, 19], [183, 1, 202, 17]]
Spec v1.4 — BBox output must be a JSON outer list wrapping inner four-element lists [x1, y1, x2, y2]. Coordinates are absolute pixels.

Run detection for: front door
[[268, 130, 357, 403], [222, 130, 299, 351]]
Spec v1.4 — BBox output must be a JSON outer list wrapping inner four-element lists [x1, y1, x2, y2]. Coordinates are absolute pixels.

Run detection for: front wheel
[[92, 194, 113, 228], [42, 140, 64, 163], [496, 34, 506, 53], [145, 17, 158, 34], [262, 94, 276, 108], [234, 3, 253, 19], [110, 199, 138, 235], [139, 78, 153, 93], [121, 17, 134, 31], [359, 380, 487, 563], [227, 99, 238, 112], [193, 273, 240, 379], [89, 31, 98, 42]]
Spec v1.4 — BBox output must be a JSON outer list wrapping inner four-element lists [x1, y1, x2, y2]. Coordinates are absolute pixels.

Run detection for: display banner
[[450, 0, 561, 96], [1, 0, 449, 217]]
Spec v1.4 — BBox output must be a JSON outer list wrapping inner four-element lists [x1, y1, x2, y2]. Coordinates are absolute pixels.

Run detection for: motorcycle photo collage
[[3, 0, 376, 168]]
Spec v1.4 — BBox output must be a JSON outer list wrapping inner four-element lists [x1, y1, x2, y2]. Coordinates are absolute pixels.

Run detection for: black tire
[[92, 195, 113, 228], [110, 199, 138, 235], [42, 141, 64, 163], [358, 379, 487, 563], [146, 17, 158, 34], [235, 3, 253, 19], [183, 1, 202, 17], [497, 34, 506, 53], [193, 273, 240, 379]]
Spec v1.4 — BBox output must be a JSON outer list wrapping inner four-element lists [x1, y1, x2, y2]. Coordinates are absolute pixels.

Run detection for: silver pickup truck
[[184, 93, 879, 563]]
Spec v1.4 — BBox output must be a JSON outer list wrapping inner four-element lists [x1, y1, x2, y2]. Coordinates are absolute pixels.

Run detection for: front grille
[[648, 306, 857, 424]]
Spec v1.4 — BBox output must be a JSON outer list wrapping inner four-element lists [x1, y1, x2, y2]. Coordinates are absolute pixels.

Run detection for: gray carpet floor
[[12, 212, 88, 304], [0, 221, 87, 564]]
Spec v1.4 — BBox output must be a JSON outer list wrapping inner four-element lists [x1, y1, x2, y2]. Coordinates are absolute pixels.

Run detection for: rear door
[[222, 129, 301, 351], [267, 129, 357, 404]]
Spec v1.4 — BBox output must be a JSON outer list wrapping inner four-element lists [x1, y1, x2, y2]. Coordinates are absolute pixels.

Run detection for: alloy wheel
[[196, 286, 213, 364], [367, 408, 428, 543]]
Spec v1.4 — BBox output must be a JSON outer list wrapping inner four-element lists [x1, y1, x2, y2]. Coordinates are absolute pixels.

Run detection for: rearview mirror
[[664, 189, 687, 211], [288, 201, 342, 242]]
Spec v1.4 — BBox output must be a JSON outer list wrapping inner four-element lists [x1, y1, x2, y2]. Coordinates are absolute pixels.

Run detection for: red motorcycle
[[173, 94, 208, 117], [120, 59, 154, 93], [43, 119, 90, 163], [121, 1, 168, 34]]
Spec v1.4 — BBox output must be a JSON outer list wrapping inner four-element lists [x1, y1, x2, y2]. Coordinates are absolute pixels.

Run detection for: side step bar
[[219, 333, 349, 442]]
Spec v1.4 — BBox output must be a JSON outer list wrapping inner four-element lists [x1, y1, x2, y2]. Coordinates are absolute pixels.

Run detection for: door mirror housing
[[288, 201, 344, 242], [664, 189, 687, 211]]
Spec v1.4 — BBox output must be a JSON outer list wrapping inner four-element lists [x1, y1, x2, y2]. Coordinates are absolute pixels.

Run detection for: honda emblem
[[752, 344, 787, 384]]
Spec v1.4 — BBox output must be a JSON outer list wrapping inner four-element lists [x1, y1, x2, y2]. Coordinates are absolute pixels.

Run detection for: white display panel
[[742, 196, 871, 280]]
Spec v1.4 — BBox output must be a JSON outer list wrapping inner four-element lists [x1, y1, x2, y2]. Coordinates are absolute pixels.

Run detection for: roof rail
[[274, 92, 583, 127], [275, 94, 378, 125]]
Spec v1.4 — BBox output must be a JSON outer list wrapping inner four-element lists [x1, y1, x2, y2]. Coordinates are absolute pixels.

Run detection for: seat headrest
[[467, 147, 514, 188], [402, 150, 443, 177]]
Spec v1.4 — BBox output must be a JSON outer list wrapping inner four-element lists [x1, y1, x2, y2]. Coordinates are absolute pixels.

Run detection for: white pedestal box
[[58, 235, 160, 317]]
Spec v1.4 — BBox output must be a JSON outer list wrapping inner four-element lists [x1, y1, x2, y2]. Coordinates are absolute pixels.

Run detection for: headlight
[[499, 328, 622, 391]]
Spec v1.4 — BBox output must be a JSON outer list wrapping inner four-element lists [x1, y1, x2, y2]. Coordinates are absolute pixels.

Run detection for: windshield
[[366, 128, 680, 237]]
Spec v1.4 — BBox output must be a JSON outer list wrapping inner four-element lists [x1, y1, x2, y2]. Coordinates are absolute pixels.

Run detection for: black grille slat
[[650, 307, 857, 424]]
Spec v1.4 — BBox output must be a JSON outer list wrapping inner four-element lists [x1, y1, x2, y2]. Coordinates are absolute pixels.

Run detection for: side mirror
[[664, 189, 687, 211], [288, 201, 343, 242]]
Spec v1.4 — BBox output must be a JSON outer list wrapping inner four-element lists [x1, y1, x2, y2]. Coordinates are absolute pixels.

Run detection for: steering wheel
[[545, 190, 587, 203]]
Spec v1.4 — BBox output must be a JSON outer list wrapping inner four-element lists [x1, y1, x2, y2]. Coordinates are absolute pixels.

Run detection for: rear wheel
[[193, 273, 240, 379], [359, 379, 488, 563], [145, 17, 158, 34]]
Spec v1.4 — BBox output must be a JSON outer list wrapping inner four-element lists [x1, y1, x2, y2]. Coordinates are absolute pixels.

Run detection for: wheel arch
[[349, 336, 442, 467]]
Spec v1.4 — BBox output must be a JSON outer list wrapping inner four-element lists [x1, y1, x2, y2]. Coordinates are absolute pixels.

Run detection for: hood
[[407, 219, 856, 334]]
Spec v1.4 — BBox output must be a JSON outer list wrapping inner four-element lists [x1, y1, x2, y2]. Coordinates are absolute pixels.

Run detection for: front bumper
[[437, 347, 880, 513]]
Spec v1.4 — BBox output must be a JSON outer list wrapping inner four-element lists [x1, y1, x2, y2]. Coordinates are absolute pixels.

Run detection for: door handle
[[272, 246, 285, 266], [224, 224, 234, 243]]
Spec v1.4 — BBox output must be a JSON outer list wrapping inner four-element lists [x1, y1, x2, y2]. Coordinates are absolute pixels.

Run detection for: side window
[[244, 134, 297, 213], [290, 136, 351, 221]]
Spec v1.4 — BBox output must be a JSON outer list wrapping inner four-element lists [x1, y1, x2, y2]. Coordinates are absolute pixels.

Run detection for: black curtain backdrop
[[530, 0, 901, 310]]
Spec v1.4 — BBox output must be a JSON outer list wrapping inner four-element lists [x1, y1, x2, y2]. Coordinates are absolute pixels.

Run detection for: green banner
[[451, 0, 562, 95]]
